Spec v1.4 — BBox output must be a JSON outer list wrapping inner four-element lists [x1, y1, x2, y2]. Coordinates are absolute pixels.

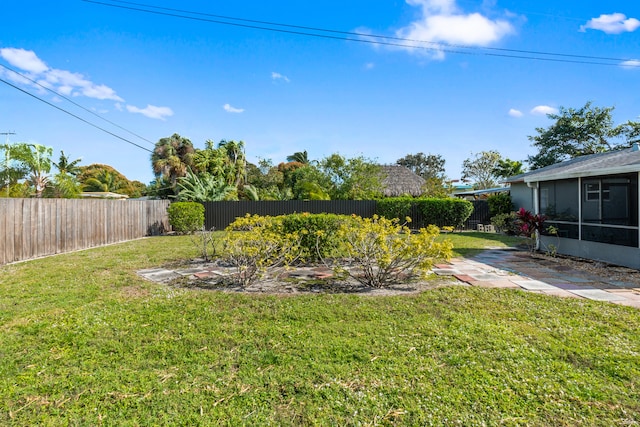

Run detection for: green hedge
[[376, 197, 474, 229], [167, 202, 205, 234], [280, 213, 351, 262]]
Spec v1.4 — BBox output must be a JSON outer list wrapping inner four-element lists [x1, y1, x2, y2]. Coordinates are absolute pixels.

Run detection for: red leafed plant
[[515, 208, 547, 239]]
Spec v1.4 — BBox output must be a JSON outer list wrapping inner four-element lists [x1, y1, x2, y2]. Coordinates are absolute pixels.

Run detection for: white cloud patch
[[397, 0, 515, 58], [0, 47, 48, 73], [364, 62, 375, 70], [271, 72, 290, 83], [508, 108, 523, 118], [620, 59, 640, 69], [531, 105, 558, 116], [223, 103, 245, 113], [580, 13, 640, 34], [0, 47, 124, 102], [126, 104, 174, 120]]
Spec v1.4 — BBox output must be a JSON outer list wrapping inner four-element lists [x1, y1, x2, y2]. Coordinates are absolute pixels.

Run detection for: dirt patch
[[530, 252, 640, 286], [163, 259, 462, 296]]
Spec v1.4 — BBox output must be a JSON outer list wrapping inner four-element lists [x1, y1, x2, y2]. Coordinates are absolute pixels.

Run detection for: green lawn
[[1, 234, 639, 426]]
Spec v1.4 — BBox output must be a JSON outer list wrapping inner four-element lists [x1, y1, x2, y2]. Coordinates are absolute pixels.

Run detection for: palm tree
[[176, 168, 236, 202], [53, 151, 82, 176], [151, 133, 195, 195], [82, 170, 121, 193], [218, 139, 246, 186], [8, 143, 53, 198], [286, 150, 309, 164]]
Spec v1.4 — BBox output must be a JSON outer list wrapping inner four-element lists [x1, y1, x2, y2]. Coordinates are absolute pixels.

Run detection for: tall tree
[[9, 143, 53, 198], [218, 139, 246, 186], [53, 150, 82, 176], [396, 152, 446, 181], [318, 154, 383, 200], [151, 133, 195, 195], [493, 158, 525, 179], [48, 151, 83, 198], [286, 150, 310, 164], [0, 143, 29, 196], [527, 102, 636, 170], [461, 150, 502, 190], [176, 168, 236, 202]]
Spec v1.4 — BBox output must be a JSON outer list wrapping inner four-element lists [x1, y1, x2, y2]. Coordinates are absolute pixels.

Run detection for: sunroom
[[507, 145, 640, 269]]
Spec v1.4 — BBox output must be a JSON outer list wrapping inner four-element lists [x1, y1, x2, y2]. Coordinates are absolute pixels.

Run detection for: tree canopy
[[461, 151, 503, 190], [527, 102, 640, 169]]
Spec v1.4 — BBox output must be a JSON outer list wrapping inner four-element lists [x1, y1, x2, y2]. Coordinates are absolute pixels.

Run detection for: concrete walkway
[[434, 248, 640, 308]]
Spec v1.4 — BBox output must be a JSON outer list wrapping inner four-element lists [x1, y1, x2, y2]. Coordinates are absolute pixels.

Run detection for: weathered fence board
[[0, 199, 170, 266]]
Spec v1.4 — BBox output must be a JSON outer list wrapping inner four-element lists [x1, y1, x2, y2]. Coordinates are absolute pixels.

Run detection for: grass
[[1, 234, 639, 426]]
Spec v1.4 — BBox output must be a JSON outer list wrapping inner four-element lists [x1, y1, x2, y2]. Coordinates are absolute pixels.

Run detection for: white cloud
[[0, 47, 124, 102], [271, 72, 290, 83], [364, 62, 375, 70], [620, 59, 640, 69], [0, 47, 49, 73], [397, 0, 515, 58], [508, 108, 523, 118], [126, 104, 174, 120], [580, 13, 640, 34], [223, 103, 244, 113], [531, 105, 558, 116]]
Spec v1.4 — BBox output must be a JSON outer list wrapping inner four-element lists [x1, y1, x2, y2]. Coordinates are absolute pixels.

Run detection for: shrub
[[222, 215, 300, 287], [487, 193, 513, 217], [376, 197, 415, 221], [515, 208, 547, 252], [167, 202, 204, 234], [491, 212, 519, 235], [279, 213, 350, 262], [334, 215, 453, 287], [417, 198, 474, 229]]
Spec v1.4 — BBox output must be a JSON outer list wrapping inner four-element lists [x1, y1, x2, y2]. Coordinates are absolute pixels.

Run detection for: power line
[[81, 0, 638, 67], [0, 64, 156, 147], [0, 77, 153, 153]]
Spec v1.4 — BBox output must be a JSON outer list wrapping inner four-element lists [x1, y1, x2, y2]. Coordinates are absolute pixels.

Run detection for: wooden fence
[[0, 199, 170, 266]]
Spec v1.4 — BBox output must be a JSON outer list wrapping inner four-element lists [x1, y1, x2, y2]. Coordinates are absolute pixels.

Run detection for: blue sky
[[1, 0, 639, 184]]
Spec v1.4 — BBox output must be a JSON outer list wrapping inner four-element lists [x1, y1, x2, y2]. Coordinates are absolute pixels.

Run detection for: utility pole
[[1, 131, 17, 197]]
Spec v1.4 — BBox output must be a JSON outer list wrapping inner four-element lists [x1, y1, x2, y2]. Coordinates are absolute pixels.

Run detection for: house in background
[[505, 144, 640, 269]]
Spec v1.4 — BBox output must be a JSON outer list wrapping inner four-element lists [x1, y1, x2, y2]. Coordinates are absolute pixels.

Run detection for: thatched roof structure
[[379, 165, 425, 197]]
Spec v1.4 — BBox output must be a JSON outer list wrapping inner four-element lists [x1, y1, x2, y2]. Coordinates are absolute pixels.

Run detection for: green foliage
[[78, 164, 143, 197], [280, 213, 350, 261], [176, 168, 236, 202], [490, 212, 519, 235], [493, 158, 525, 178], [462, 150, 503, 189], [335, 215, 453, 287], [318, 154, 383, 200], [222, 215, 301, 286], [487, 193, 513, 216], [376, 197, 415, 220], [151, 133, 195, 195], [418, 198, 474, 229], [527, 102, 640, 169], [167, 201, 205, 234], [396, 152, 446, 181]]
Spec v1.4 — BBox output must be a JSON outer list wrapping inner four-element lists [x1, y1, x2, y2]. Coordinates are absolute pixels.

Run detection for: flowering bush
[[222, 215, 300, 287], [334, 215, 453, 287]]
